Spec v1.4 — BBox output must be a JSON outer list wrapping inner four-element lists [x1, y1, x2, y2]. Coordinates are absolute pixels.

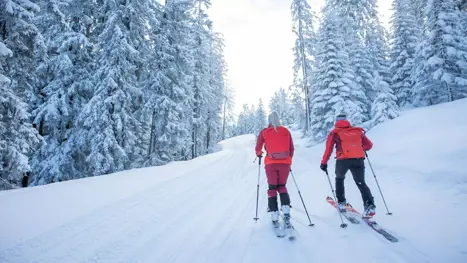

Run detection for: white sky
[[208, 0, 393, 115]]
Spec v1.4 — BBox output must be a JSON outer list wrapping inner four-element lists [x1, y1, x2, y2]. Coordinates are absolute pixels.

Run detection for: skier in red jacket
[[320, 114, 376, 217], [255, 112, 294, 223]]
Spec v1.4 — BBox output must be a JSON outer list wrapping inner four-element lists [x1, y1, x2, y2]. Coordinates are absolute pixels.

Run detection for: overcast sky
[[208, 0, 393, 115]]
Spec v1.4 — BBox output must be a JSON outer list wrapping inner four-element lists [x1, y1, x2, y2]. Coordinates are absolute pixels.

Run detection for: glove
[[320, 163, 328, 172], [256, 151, 263, 158]]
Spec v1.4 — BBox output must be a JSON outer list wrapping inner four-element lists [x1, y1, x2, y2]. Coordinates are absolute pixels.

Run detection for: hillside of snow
[[1, 99, 467, 263]]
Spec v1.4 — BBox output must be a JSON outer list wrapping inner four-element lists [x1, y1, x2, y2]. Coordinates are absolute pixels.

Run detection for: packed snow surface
[[1, 99, 467, 263]]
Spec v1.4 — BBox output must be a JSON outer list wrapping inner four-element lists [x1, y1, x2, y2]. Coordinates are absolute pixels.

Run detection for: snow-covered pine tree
[[389, 0, 420, 107], [185, 0, 227, 156], [310, 6, 363, 142], [142, 0, 192, 166], [0, 52, 41, 189], [365, 6, 399, 127], [255, 99, 267, 134], [369, 74, 399, 127], [365, 5, 392, 100], [288, 84, 305, 129], [222, 81, 236, 140], [1, 0, 45, 110], [269, 88, 293, 126], [411, 0, 467, 106], [30, 0, 95, 184], [204, 31, 227, 153], [411, 0, 429, 37], [327, 0, 380, 119], [71, 0, 146, 177], [235, 104, 256, 136], [347, 34, 373, 119], [291, 0, 316, 134], [0, 0, 44, 188], [189, 0, 212, 158]]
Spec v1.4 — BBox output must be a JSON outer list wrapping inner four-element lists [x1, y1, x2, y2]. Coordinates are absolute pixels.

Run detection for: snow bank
[[302, 98, 467, 262]]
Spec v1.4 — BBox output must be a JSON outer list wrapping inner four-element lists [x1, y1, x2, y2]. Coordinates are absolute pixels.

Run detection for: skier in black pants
[[320, 114, 376, 217]]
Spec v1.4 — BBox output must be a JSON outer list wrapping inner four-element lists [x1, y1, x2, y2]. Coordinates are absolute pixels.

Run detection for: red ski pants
[[265, 163, 291, 197]]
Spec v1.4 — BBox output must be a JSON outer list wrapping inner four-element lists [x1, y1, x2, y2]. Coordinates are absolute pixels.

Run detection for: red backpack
[[263, 127, 291, 159], [334, 127, 365, 159]]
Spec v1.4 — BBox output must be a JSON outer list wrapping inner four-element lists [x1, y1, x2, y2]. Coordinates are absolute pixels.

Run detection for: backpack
[[334, 127, 365, 159], [263, 126, 291, 160]]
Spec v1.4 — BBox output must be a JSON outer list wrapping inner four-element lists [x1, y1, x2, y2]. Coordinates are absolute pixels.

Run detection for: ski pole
[[290, 169, 314, 226], [365, 152, 392, 215], [324, 170, 348, 228], [253, 156, 261, 221]]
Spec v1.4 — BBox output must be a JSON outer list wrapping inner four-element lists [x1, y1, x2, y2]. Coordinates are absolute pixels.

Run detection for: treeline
[[0, 0, 233, 190], [289, 0, 467, 141]]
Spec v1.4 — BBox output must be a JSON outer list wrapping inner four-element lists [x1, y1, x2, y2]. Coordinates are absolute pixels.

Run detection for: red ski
[[326, 196, 360, 224], [346, 203, 399, 243]]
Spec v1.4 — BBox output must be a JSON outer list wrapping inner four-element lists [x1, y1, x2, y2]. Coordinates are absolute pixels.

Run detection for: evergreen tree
[[389, 0, 420, 107], [142, 0, 192, 166], [288, 84, 306, 129], [411, 0, 467, 106], [291, 0, 316, 133], [323, 0, 375, 122], [0, 0, 44, 189], [71, 0, 145, 177], [204, 31, 227, 153], [222, 82, 236, 140], [0, 71, 41, 190], [1, 0, 45, 110], [235, 104, 256, 135], [310, 7, 363, 142], [30, 0, 94, 184], [369, 74, 399, 127], [411, 0, 429, 37], [366, 9, 392, 101], [269, 88, 293, 126], [255, 99, 267, 134], [190, 0, 212, 158]]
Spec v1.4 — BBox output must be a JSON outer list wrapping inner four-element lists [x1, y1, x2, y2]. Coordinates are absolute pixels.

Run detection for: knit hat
[[268, 111, 281, 131], [336, 114, 347, 121]]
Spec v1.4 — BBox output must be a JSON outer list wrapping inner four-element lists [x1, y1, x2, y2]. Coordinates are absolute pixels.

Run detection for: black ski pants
[[335, 158, 374, 206]]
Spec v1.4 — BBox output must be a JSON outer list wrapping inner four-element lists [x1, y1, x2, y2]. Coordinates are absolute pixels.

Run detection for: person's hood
[[335, 119, 351, 128]]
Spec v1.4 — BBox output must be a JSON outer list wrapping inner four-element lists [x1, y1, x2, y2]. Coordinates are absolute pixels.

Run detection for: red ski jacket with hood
[[321, 119, 373, 165], [256, 125, 294, 166]]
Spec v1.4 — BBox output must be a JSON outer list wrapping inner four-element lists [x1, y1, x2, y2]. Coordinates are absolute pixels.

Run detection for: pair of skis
[[326, 196, 399, 243], [272, 213, 297, 241]]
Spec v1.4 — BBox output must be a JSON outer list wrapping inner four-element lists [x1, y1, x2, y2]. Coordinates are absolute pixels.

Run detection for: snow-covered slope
[[1, 99, 467, 263]]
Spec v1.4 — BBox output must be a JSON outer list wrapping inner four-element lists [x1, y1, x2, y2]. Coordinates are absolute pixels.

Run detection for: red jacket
[[255, 125, 294, 166], [321, 120, 373, 164]]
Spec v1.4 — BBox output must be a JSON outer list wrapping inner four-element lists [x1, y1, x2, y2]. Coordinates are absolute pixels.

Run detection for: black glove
[[320, 163, 328, 172]]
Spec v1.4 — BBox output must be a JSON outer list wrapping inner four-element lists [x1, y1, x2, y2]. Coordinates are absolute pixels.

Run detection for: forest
[[1, 0, 234, 189], [237, 0, 467, 140], [1, 0, 467, 190]]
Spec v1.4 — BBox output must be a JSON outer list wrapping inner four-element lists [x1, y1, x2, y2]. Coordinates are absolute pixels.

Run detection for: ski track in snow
[[0, 140, 432, 263], [3, 100, 467, 263]]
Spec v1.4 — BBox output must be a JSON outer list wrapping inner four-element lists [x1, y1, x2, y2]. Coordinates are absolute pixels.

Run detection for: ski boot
[[269, 211, 281, 227], [363, 203, 376, 218], [281, 205, 291, 226], [337, 202, 347, 213]]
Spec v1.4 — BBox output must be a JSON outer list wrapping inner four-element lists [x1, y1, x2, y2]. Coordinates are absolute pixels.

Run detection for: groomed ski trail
[[0, 134, 434, 263]]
